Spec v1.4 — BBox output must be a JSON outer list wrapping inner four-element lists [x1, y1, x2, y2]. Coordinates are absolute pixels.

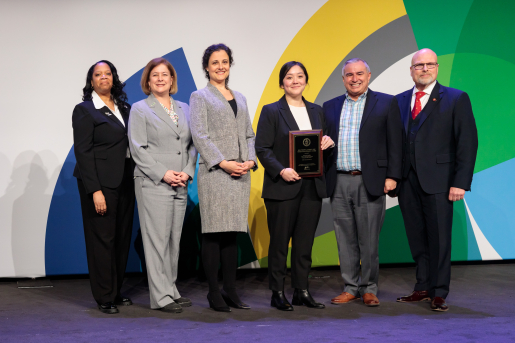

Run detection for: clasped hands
[[220, 160, 255, 177], [163, 170, 190, 187]]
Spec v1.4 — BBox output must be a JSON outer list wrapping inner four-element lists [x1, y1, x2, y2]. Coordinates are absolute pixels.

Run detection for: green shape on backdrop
[[435, 54, 454, 87], [403, 0, 474, 55], [311, 230, 339, 267], [378, 205, 412, 264], [450, 53, 515, 173], [455, 0, 515, 66]]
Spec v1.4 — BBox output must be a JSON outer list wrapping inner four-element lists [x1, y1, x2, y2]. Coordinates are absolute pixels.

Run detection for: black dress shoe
[[98, 302, 119, 314], [157, 302, 183, 313], [291, 289, 325, 309], [173, 297, 192, 307], [271, 291, 293, 311], [207, 292, 231, 312], [114, 295, 133, 306], [221, 288, 251, 309]]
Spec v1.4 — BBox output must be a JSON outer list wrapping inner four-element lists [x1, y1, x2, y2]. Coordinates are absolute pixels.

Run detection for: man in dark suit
[[323, 58, 402, 307], [395, 49, 478, 311]]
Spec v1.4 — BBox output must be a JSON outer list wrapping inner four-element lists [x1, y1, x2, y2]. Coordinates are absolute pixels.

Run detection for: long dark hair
[[202, 43, 234, 89], [82, 60, 129, 113]]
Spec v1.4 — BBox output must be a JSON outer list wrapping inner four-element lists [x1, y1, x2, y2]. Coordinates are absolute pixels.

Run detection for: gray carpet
[[1, 264, 514, 342]]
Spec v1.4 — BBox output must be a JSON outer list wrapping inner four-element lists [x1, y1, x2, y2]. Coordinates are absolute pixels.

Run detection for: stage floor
[[1, 264, 514, 342]]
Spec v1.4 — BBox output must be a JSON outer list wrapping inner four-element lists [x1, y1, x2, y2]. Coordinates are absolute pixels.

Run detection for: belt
[[337, 170, 362, 175]]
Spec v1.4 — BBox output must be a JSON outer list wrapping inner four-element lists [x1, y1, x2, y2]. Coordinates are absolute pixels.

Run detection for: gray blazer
[[129, 94, 197, 190], [190, 83, 257, 170]]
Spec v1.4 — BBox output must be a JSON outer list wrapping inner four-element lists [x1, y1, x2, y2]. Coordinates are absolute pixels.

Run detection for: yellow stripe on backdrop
[[248, 0, 407, 262]]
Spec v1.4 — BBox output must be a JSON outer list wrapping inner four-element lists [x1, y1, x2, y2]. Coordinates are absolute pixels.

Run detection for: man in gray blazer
[[129, 58, 197, 313]]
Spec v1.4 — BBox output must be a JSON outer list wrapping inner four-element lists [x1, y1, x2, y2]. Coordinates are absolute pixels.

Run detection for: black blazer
[[323, 89, 403, 198], [395, 82, 478, 194], [255, 96, 329, 200], [72, 100, 133, 194]]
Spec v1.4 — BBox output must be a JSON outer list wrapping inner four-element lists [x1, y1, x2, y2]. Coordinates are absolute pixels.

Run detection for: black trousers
[[398, 168, 453, 299], [265, 178, 322, 291], [77, 159, 135, 305]]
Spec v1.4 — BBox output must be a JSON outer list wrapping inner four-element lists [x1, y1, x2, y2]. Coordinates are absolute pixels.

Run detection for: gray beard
[[416, 74, 435, 86]]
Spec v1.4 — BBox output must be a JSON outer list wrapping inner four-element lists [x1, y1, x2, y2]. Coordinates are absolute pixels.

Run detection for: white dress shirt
[[288, 105, 312, 130], [410, 80, 437, 112]]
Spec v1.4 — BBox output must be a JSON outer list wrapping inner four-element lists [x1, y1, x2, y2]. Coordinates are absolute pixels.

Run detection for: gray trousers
[[330, 173, 385, 296], [135, 177, 187, 309]]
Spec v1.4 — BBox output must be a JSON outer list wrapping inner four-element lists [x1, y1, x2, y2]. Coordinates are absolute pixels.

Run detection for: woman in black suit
[[255, 61, 334, 311], [72, 60, 135, 314]]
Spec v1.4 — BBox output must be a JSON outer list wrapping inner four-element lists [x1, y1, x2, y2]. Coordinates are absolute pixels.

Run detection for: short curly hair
[[202, 43, 234, 89]]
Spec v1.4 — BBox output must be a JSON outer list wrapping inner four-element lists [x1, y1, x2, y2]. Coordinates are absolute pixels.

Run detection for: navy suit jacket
[[255, 96, 329, 200], [395, 82, 478, 194], [323, 89, 403, 197], [72, 100, 133, 194]]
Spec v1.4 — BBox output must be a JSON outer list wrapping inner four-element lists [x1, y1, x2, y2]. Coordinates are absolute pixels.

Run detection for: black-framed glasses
[[411, 63, 439, 70]]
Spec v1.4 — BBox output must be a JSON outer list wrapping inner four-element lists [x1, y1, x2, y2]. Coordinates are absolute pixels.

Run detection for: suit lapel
[[171, 97, 185, 135], [207, 82, 237, 120], [99, 105, 125, 130], [417, 82, 441, 129], [399, 90, 412, 136], [278, 96, 299, 131], [360, 89, 377, 131], [331, 95, 345, 139], [146, 94, 179, 134]]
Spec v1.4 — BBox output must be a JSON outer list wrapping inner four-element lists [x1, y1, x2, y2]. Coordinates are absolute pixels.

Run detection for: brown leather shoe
[[331, 292, 360, 304], [397, 290, 430, 303], [430, 297, 449, 312], [363, 293, 380, 306]]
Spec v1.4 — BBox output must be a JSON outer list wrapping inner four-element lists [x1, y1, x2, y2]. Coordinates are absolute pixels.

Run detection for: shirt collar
[[92, 90, 113, 110], [412, 80, 437, 97], [345, 89, 368, 102]]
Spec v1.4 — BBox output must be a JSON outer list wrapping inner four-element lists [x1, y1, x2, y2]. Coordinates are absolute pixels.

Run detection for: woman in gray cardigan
[[129, 58, 197, 313], [190, 44, 257, 312]]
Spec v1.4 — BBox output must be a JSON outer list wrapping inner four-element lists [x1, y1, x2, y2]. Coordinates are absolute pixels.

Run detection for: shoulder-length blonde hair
[[140, 57, 178, 95]]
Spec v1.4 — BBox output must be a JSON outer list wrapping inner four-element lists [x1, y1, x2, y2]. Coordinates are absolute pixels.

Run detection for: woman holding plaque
[[255, 61, 334, 311], [190, 43, 258, 312]]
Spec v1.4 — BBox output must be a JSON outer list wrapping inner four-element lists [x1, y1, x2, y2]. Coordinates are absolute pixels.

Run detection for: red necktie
[[412, 91, 426, 119]]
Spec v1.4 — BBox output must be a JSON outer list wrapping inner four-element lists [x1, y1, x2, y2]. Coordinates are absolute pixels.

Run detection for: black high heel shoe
[[271, 291, 293, 311], [207, 292, 231, 312], [291, 289, 325, 309], [221, 289, 251, 309]]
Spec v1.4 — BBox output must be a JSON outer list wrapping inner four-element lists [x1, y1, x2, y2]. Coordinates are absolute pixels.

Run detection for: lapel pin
[[105, 111, 112, 116], [433, 98, 437, 102]]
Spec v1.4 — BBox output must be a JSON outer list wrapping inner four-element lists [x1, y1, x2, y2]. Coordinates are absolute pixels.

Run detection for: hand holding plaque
[[289, 129, 323, 177]]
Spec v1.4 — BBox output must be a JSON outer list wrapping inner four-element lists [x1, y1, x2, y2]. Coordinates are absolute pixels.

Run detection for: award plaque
[[289, 129, 323, 177]]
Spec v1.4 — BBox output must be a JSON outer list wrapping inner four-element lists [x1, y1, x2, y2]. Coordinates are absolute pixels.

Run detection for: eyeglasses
[[411, 63, 439, 70]]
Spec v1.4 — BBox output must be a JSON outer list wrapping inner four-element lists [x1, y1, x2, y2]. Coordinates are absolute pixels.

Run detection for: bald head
[[411, 48, 438, 66], [410, 48, 439, 91]]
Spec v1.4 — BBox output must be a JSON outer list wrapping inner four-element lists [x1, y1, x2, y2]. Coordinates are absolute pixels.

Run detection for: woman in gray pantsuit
[[190, 44, 257, 312], [129, 58, 197, 313]]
